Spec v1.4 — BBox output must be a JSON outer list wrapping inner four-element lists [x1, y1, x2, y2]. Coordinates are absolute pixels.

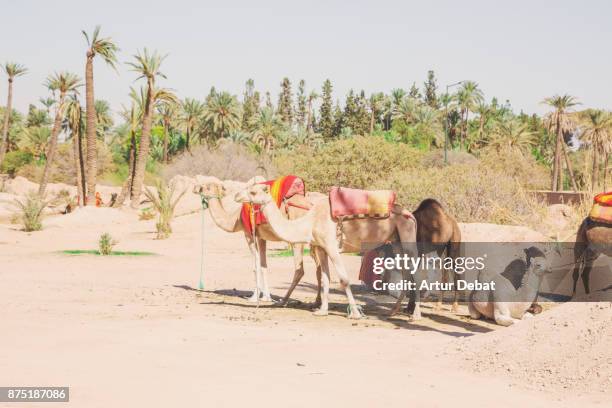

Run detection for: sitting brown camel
[[194, 181, 323, 306], [571, 217, 612, 296]]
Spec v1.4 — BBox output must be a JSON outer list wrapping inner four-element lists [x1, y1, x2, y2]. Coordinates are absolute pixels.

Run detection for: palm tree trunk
[[306, 101, 312, 131], [604, 153, 609, 191], [185, 126, 191, 152], [163, 119, 169, 163], [369, 110, 375, 134], [85, 53, 97, 205], [113, 131, 136, 207], [0, 78, 14, 167], [39, 92, 66, 196], [72, 130, 85, 207], [130, 79, 154, 208], [561, 141, 577, 191], [478, 115, 484, 141], [592, 149, 599, 191], [551, 118, 562, 191]]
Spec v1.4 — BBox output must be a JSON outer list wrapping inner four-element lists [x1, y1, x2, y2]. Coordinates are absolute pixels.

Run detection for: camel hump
[[414, 198, 444, 213]]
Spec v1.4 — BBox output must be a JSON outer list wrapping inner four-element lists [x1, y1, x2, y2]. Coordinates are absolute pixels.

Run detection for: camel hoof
[[451, 305, 459, 314], [313, 309, 328, 316], [410, 312, 422, 321], [260, 295, 274, 302]]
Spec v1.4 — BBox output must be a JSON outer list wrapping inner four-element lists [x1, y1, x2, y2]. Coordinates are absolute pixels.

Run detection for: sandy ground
[[1, 194, 611, 407]]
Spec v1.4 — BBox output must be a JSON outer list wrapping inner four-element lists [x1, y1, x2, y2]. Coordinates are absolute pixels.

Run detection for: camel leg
[[326, 249, 363, 319], [582, 251, 595, 295], [313, 247, 323, 309], [468, 301, 481, 320], [571, 262, 582, 296], [278, 244, 305, 306], [389, 289, 406, 316], [451, 270, 459, 313], [258, 238, 273, 302], [493, 303, 518, 326], [246, 237, 262, 303], [313, 247, 330, 316]]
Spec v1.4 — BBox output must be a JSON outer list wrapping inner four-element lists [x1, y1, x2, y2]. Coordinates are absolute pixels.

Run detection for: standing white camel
[[194, 180, 323, 306], [235, 184, 418, 319]]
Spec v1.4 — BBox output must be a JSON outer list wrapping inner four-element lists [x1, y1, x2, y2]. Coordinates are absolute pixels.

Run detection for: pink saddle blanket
[[329, 186, 396, 220]]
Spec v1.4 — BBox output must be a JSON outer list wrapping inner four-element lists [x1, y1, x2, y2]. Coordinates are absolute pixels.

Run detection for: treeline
[[0, 26, 611, 201]]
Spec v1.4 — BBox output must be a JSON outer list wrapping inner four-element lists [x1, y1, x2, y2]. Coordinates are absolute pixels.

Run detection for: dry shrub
[[163, 142, 273, 182], [12, 192, 48, 231], [275, 137, 550, 225], [374, 164, 547, 226]]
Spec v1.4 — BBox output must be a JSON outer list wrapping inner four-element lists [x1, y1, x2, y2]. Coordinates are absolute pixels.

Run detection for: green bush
[[13, 192, 48, 231], [274, 136, 424, 192], [1, 151, 33, 175], [99, 233, 117, 255]]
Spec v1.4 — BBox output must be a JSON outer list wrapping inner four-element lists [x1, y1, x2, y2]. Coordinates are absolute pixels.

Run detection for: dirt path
[[0, 208, 608, 407]]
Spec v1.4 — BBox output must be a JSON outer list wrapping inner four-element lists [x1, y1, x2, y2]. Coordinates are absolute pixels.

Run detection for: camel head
[[234, 183, 272, 205], [193, 182, 226, 198], [524, 246, 553, 277]]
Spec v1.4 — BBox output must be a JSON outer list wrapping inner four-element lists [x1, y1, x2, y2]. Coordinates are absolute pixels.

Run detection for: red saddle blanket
[[329, 186, 396, 220], [241, 175, 306, 236], [589, 191, 612, 224]]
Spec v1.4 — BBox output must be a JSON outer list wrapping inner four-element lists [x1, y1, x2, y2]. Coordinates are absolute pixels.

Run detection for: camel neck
[[207, 196, 240, 232], [517, 269, 544, 303], [260, 199, 313, 244]]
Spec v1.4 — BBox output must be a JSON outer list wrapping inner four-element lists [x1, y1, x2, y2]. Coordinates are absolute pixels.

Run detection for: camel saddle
[[589, 191, 612, 224], [329, 186, 396, 221], [241, 175, 306, 236]]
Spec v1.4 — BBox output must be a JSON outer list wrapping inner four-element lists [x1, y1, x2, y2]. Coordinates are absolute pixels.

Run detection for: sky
[[1, 0, 611, 118]]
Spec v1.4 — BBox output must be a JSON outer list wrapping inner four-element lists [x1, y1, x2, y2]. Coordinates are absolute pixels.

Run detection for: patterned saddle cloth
[[329, 186, 396, 220], [241, 175, 306, 235], [589, 191, 612, 224]]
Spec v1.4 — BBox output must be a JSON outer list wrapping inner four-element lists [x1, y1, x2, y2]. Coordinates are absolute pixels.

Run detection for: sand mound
[[457, 301, 612, 394], [46, 206, 135, 228]]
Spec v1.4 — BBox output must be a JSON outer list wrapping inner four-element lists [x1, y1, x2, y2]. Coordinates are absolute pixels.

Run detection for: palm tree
[[579, 109, 612, 189], [251, 107, 284, 152], [454, 81, 483, 149], [113, 91, 143, 207], [157, 101, 177, 162], [82, 26, 119, 205], [543, 94, 579, 191], [180, 98, 205, 151], [94, 100, 114, 139], [126, 48, 167, 207], [392, 97, 419, 124], [39, 72, 82, 195], [63, 96, 86, 205], [0, 62, 28, 168], [412, 105, 443, 147], [487, 120, 536, 156], [18, 126, 51, 161], [203, 92, 241, 141], [475, 101, 492, 141], [368, 92, 384, 134], [39, 97, 55, 115]]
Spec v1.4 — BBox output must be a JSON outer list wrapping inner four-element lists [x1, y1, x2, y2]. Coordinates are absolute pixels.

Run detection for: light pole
[[444, 81, 464, 165]]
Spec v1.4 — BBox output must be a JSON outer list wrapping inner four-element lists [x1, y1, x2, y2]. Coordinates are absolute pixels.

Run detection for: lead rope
[[198, 194, 210, 290], [252, 206, 260, 307]]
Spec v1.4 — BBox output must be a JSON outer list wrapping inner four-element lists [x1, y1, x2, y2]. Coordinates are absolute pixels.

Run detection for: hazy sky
[[2, 0, 611, 117]]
